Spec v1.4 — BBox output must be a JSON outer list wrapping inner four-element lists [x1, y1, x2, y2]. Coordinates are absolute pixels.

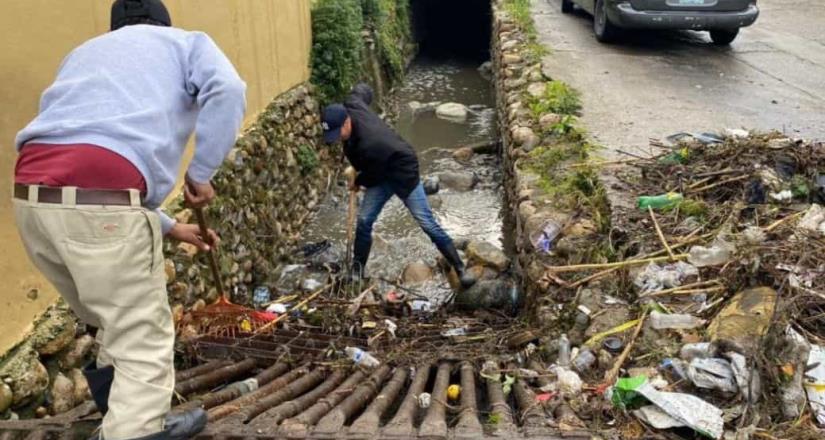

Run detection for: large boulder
[[0, 348, 50, 407], [31, 306, 76, 356], [454, 280, 519, 311], [708, 287, 776, 353], [435, 103, 469, 122], [466, 241, 510, 272], [402, 261, 434, 285], [437, 172, 478, 192]]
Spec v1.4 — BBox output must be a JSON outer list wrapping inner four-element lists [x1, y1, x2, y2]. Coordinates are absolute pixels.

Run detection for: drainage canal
[[302, 0, 504, 308]]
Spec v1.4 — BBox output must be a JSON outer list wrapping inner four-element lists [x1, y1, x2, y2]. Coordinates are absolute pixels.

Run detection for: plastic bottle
[[637, 193, 684, 210], [531, 220, 562, 253], [649, 311, 706, 330], [557, 334, 571, 368], [344, 347, 380, 368], [572, 348, 596, 373], [688, 244, 732, 267]]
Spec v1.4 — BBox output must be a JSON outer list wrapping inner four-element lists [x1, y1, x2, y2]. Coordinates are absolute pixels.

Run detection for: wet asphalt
[[533, 0, 825, 160]]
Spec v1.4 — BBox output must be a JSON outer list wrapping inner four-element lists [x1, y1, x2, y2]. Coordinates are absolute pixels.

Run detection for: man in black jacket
[[323, 83, 476, 288]]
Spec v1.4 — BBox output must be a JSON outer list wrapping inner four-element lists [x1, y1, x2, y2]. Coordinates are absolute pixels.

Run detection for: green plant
[[362, 0, 411, 85], [296, 144, 320, 175], [486, 413, 501, 426], [310, 0, 365, 104], [529, 81, 582, 118]]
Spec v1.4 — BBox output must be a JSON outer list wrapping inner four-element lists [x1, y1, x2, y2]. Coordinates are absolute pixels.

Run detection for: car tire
[[561, 0, 574, 13], [593, 0, 621, 43], [709, 29, 739, 45]]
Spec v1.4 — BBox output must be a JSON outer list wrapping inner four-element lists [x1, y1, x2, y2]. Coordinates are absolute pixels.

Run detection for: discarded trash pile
[[533, 132, 825, 439]]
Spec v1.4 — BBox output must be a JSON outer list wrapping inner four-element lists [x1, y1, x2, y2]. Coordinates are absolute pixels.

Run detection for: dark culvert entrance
[[412, 0, 493, 61]]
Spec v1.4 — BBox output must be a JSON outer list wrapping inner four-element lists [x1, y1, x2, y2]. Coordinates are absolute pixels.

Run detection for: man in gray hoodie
[[12, 1, 246, 439]]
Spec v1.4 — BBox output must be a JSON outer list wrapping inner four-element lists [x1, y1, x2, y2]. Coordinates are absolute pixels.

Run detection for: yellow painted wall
[[0, 0, 312, 354]]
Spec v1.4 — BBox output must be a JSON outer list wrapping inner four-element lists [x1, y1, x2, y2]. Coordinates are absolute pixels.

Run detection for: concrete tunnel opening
[[411, 0, 493, 61]]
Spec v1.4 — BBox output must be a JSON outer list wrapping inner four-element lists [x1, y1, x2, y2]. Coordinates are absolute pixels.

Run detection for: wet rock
[[31, 307, 76, 356], [539, 113, 563, 130], [437, 172, 478, 191], [466, 241, 510, 272], [171, 304, 184, 325], [468, 265, 499, 281], [501, 40, 519, 51], [0, 383, 12, 413], [452, 147, 474, 162], [68, 369, 91, 405], [708, 287, 777, 353], [50, 373, 75, 415], [512, 127, 539, 151], [428, 195, 443, 210], [59, 335, 95, 370], [454, 280, 518, 311], [402, 261, 434, 285], [435, 103, 469, 122], [2, 348, 50, 407]]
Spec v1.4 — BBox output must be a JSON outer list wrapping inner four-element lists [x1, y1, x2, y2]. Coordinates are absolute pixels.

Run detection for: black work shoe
[[83, 364, 115, 416], [165, 408, 208, 440], [87, 408, 208, 440], [454, 267, 477, 289]]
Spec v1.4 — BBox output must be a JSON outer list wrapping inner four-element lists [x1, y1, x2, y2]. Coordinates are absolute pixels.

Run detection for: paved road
[[532, 0, 825, 160]]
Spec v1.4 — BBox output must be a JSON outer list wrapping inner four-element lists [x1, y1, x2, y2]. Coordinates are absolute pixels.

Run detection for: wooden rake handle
[[193, 206, 226, 299]]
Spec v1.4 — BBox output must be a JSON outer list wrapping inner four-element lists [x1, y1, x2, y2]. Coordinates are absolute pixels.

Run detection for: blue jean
[[353, 182, 453, 267]]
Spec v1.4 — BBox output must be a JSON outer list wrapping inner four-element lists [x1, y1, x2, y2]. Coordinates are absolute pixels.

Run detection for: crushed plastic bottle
[[572, 348, 596, 373], [688, 239, 735, 267], [531, 220, 562, 254], [557, 334, 571, 368], [344, 347, 380, 368], [252, 286, 271, 309], [649, 311, 706, 330], [441, 328, 468, 337]]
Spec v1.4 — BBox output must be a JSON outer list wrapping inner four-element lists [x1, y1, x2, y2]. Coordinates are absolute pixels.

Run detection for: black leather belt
[[14, 184, 140, 206]]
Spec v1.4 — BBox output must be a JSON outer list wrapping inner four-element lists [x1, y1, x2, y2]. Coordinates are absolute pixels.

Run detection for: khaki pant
[[14, 187, 174, 440]]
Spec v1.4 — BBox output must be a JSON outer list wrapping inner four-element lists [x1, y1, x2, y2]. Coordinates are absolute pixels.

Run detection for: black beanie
[[111, 0, 172, 31]]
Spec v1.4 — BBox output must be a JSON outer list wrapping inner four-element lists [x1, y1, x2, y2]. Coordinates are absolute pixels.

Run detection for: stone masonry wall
[[491, 1, 606, 320], [164, 83, 340, 308]]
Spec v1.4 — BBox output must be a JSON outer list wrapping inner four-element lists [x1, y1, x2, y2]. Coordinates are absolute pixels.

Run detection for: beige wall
[[0, 0, 312, 354]]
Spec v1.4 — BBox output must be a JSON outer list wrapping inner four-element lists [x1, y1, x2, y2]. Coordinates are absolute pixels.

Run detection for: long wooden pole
[[194, 206, 225, 299]]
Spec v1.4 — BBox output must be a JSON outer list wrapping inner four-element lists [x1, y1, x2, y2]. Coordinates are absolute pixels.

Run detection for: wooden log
[[182, 362, 290, 411], [279, 369, 367, 437], [382, 364, 431, 438], [347, 367, 409, 438], [175, 358, 257, 397], [242, 367, 330, 425], [418, 363, 451, 438], [454, 362, 483, 439], [313, 365, 392, 437], [175, 360, 233, 382], [205, 364, 309, 421], [249, 369, 347, 429], [511, 364, 546, 428]]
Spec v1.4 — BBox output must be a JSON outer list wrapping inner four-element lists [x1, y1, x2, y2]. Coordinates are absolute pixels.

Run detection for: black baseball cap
[[322, 104, 349, 144], [111, 0, 172, 31]]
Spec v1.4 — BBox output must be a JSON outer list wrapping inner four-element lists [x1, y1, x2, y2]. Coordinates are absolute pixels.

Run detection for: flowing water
[[301, 58, 501, 302]]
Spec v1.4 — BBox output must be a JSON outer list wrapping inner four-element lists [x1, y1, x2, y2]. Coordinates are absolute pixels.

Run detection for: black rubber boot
[[87, 408, 207, 440], [438, 243, 477, 289], [83, 364, 114, 416]]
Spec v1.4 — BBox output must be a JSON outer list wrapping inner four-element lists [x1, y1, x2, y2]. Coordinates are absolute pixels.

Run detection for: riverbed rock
[[503, 54, 523, 66], [423, 176, 440, 195], [59, 335, 95, 370], [437, 172, 478, 191], [454, 280, 518, 311], [31, 307, 76, 356], [466, 241, 510, 272], [2, 348, 50, 407], [0, 383, 12, 413], [50, 373, 75, 415], [164, 259, 176, 283], [402, 261, 434, 285], [708, 287, 777, 353], [435, 103, 469, 122], [428, 195, 443, 210], [468, 265, 500, 281], [452, 147, 474, 162], [67, 369, 90, 405]]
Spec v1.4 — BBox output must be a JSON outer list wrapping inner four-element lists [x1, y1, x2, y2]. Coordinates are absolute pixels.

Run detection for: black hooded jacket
[[344, 83, 420, 199]]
